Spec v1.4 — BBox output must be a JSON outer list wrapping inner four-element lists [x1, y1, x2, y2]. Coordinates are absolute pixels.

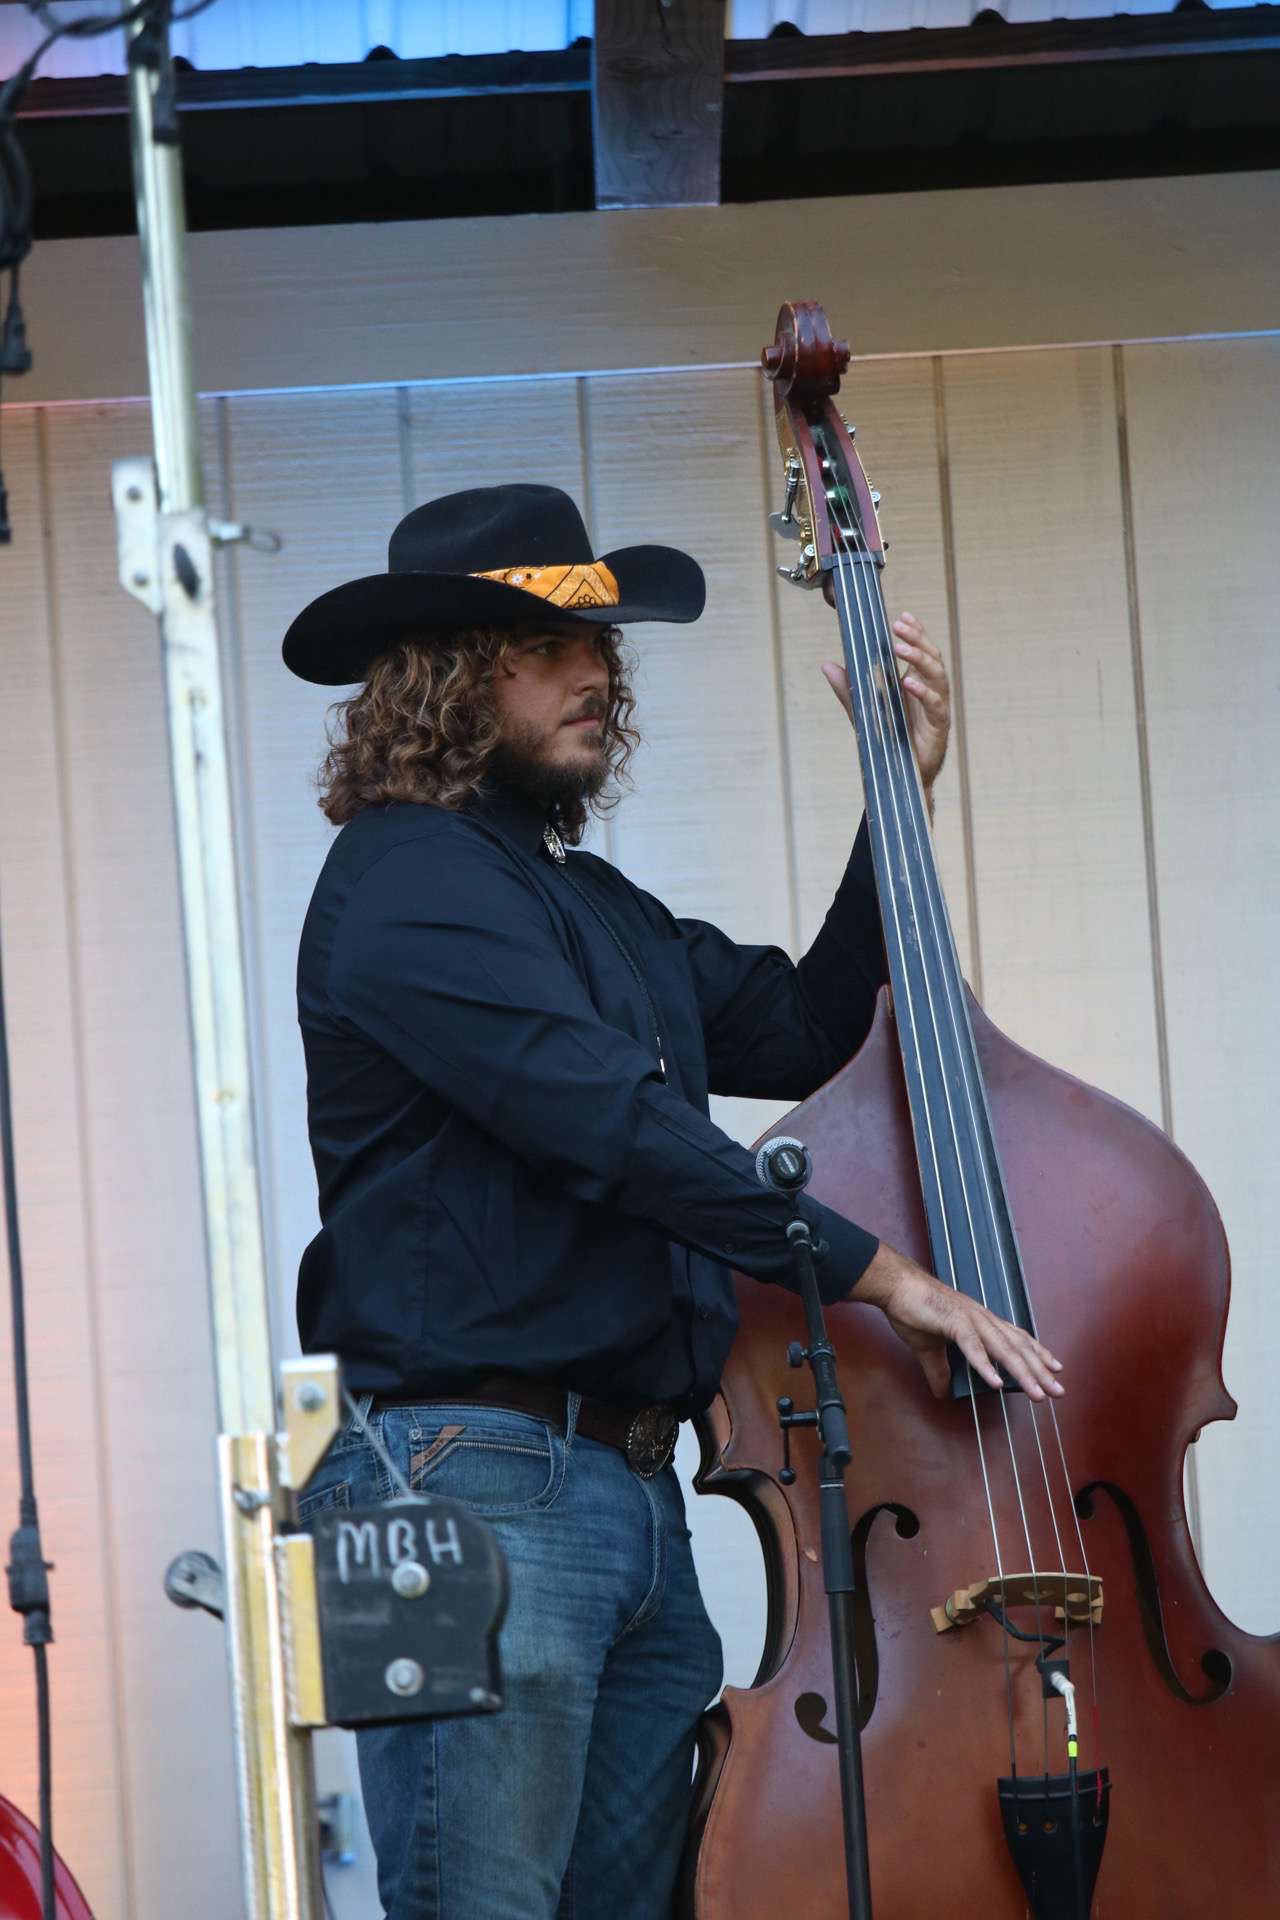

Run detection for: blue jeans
[[298, 1395, 724, 1919]]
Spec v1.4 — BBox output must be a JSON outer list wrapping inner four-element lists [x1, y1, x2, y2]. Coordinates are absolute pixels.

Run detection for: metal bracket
[[113, 461, 282, 626], [113, 457, 164, 615], [279, 1354, 342, 1496]]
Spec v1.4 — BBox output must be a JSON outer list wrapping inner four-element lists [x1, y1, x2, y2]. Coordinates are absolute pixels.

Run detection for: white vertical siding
[[1120, 336, 1280, 1638]]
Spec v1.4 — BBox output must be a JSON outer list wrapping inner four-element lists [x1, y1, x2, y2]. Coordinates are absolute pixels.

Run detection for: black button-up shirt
[[296, 787, 886, 1411]]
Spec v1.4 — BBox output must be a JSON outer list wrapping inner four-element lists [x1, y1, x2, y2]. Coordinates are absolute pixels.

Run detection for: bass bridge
[[931, 1571, 1103, 1635]]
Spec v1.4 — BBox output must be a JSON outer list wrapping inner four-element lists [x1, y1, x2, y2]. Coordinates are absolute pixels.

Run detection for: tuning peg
[[870, 489, 882, 508], [780, 457, 802, 525]]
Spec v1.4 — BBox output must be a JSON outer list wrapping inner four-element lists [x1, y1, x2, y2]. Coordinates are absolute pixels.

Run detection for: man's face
[[488, 624, 613, 810]]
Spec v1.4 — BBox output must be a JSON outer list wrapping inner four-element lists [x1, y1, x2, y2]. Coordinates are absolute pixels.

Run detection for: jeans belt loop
[[564, 1389, 582, 1447]]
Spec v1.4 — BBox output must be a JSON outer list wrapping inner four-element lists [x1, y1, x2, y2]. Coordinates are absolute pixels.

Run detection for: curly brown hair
[[316, 625, 640, 841]]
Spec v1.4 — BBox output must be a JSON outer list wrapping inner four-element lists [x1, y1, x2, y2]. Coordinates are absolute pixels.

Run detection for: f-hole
[[849, 1501, 920, 1731], [1077, 1480, 1232, 1704]]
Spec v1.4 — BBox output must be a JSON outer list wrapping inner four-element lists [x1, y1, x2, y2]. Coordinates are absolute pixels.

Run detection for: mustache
[[563, 698, 609, 725]]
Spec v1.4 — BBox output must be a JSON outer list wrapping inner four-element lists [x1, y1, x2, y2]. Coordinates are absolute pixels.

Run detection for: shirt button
[[698, 1306, 712, 1323], [723, 1240, 738, 1254]]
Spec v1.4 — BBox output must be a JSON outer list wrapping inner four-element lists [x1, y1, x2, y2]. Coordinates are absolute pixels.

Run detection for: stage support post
[[115, 13, 323, 1915]]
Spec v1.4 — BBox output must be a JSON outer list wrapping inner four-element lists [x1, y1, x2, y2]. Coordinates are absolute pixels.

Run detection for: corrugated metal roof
[[0, 0, 1256, 80], [0, 3, 594, 76], [731, 0, 1239, 28]]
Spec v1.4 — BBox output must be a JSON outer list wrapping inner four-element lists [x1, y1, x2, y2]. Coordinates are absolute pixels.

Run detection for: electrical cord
[[0, 2, 221, 541], [2, 881, 57, 1919]]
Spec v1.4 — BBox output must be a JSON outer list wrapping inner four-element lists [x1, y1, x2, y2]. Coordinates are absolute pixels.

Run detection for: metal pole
[[118, 13, 322, 1915]]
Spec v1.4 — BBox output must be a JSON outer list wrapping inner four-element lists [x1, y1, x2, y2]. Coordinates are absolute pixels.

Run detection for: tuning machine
[[780, 457, 802, 524], [769, 456, 804, 543], [776, 539, 818, 589]]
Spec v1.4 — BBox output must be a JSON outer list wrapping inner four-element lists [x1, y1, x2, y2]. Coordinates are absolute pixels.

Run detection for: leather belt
[[369, 1373, 680, 1479]]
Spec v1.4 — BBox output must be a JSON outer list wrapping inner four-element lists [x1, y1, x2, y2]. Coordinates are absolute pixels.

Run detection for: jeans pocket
[[295, 1475, 352, 1524], [294, 1428, 384, 1523], [385, 1407, 566, 1516]]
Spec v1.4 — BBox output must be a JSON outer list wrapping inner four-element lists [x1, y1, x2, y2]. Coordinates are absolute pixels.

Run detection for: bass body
[[684, 990, 1278, 1917], [680, 300, 1280, 1919]]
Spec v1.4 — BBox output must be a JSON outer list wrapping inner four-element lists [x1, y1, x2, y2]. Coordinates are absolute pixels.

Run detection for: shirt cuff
[[796, 1195, 880, 1305]]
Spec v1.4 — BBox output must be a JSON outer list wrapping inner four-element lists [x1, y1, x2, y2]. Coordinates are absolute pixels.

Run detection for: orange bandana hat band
[[470, 560, 621, 612]]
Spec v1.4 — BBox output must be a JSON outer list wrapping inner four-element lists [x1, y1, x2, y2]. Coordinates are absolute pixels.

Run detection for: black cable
[[982, 1598, 1065, 1658], [0, 3, 222, 539], [2, 870, 57, 1920], [0, 2, 220, 301], [34, 1645, 55, 1917], [25, 0, 221, 40]]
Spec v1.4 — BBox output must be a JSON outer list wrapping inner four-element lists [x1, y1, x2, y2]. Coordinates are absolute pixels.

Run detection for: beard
[[487, 721, 610, 819]]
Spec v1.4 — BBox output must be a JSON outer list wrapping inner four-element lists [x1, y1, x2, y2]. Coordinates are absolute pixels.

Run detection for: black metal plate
[[310, 1494, 507, 1727]]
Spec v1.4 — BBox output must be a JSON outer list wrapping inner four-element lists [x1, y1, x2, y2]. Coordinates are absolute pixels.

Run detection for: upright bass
[[681, 302, 1280, 1918]]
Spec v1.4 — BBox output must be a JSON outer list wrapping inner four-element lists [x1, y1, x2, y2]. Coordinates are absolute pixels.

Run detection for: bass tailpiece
[[997, 1767, 1111, 1919]]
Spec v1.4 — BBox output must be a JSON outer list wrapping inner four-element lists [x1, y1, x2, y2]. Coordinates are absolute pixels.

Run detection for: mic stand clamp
[[778, 1210, 875, 1920]]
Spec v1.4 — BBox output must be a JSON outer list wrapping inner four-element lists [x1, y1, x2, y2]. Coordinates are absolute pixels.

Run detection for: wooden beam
[[592, 0, 724, 211]]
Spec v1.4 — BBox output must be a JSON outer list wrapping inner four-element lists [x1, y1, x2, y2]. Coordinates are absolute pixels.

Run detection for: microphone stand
[[761, 1138, 874, 1920]]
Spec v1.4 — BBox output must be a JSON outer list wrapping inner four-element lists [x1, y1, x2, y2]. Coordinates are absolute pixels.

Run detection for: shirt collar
[[468, 782, 552, 856]]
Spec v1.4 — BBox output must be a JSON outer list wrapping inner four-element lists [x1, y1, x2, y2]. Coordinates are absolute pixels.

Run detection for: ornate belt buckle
[[624, 1405, 679, 1479]]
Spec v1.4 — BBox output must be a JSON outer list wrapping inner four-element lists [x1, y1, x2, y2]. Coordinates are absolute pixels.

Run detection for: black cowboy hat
[[282, 483, 706, 686]]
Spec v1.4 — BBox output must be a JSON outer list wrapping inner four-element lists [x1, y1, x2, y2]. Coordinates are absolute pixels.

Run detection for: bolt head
[[391, 1560, 430, 1599], [385, 1658, 424, 1697]]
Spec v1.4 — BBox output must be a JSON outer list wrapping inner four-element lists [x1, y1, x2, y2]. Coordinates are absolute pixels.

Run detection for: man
[[283, 484, 1062, 1920]]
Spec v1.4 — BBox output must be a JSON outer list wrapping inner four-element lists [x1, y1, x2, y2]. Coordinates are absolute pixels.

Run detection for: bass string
[[830, 466, 1101, 1752], [835, 501, 1100, 1735], [830, 526, 1057, 1776], [826, 471, 1077, 1769], [815, 469, 1031, 1768], [846, 508, 1101, 1733], [832, 504, 1064, 1715], [819, 499, 1028, 1767]]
